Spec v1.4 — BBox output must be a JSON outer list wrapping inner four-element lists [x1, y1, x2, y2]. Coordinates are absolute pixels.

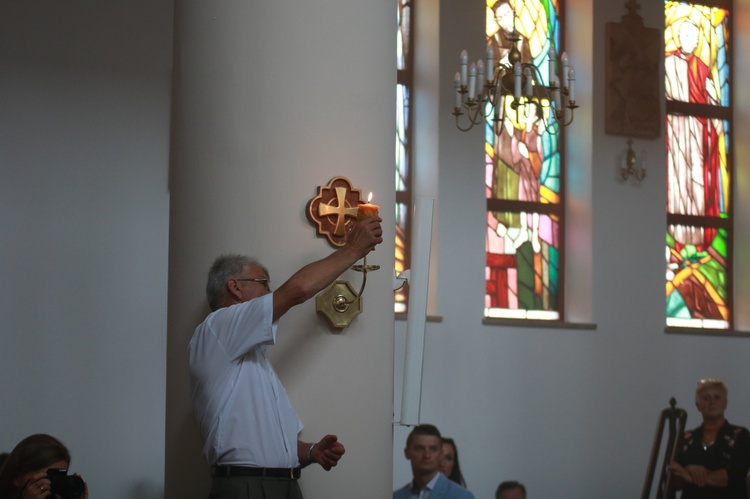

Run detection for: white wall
[[0, 1, 172, 498], [394, 1, 750, 498]]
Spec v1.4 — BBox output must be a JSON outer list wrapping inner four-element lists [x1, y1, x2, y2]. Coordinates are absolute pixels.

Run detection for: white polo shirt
[[189, 293, 303, 467]]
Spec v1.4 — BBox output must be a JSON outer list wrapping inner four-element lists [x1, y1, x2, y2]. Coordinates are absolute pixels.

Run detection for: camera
[[46, 468, 85, 498]]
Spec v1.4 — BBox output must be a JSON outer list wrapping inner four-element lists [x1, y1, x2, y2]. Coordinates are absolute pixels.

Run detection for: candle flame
[[367, 192, 373, 203]]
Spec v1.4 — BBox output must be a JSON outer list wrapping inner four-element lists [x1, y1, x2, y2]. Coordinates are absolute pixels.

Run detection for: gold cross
[[318, 186, 359, 236]]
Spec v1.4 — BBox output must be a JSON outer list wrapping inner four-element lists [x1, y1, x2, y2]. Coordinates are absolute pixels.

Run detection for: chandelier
[[452, 23, 577, 134]]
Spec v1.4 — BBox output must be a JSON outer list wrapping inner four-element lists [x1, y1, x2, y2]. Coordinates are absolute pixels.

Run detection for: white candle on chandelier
[[460, 50, 469, 87], [548, 46, 556, 85], [485, 44, 494, 81], [468, 62, 477, 100], [513, 62, 522, 100], [524, 67, 533, 97], [494, 83, 501, 121], [553, 75, 562, 111], [561, 52, 569, 89], [454, 72, 462, 109], [568, 67, 576, 102], [476, 59, 485, 99]]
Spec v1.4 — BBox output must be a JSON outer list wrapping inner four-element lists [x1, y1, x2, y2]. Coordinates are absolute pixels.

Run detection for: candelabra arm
[[393, 269, 410, 291]]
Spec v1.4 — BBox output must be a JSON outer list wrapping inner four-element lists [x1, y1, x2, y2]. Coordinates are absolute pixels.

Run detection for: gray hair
[[206, 254, 268, 311]]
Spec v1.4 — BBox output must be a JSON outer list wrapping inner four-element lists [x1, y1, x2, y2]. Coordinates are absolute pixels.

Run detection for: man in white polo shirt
[[190, 216, 382, 499]]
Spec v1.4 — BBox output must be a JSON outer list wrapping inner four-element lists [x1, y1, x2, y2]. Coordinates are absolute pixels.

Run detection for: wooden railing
[[641, 398, 687, 499]]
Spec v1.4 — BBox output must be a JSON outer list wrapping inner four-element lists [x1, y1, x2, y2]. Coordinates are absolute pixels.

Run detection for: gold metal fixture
[[316, 257, 380, 329], [620, 139, 646, 181]]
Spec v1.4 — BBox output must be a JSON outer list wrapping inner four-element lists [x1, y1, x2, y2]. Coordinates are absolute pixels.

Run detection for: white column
[[166, 1, 395, 497]]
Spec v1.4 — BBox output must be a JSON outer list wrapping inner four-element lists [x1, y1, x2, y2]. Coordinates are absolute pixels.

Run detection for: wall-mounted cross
[[307, 176, 365, 247]]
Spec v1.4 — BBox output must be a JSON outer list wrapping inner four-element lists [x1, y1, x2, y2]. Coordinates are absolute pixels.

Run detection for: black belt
[[211, 465, 301, 480]]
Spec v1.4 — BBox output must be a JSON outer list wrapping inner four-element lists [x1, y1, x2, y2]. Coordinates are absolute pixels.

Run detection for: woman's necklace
[[702, 429, 717, 450], [702, 419, 723, 450]]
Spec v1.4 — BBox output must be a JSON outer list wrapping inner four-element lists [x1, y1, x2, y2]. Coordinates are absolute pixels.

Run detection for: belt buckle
[[289, 468, 294, 480]]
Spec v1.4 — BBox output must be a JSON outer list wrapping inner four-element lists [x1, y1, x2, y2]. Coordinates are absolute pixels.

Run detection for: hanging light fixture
[[452, 5, 577, 134]]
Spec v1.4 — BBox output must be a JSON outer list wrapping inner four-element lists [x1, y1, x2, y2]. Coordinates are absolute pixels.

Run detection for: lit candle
[[460, 50, 469, 87], [486, 44, 494, 81], [467, 62, 477, 100], [357, 192, 380, 220]]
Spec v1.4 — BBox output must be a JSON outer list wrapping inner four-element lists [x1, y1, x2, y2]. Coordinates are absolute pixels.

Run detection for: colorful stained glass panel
[[486, 210, 560, 319], [485, 0, 563, 320], [664, 1, 732, 330], [665, 2, 730, 106], [666, 225, 729, 329]]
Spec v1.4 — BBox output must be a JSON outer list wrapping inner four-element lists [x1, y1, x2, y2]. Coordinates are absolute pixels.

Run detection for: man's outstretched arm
[[272, 216, 382, 321]]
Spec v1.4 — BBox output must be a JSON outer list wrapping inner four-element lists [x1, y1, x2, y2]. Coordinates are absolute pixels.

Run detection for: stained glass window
[[664, 1, 733, 329], [485, 0, 564, 320], [396, 0, 413, 313]]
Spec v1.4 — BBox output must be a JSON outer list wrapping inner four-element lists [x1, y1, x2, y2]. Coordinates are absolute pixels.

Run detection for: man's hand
[[346, 216, 383, 256], [311, 434, 346, 471]]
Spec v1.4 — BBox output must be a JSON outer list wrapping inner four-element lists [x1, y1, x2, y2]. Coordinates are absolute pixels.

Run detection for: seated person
[[394, 424, 474, 499], [496, 480, 526, 499], [0, 434, 87, 499], [669, 379, 750, 498]]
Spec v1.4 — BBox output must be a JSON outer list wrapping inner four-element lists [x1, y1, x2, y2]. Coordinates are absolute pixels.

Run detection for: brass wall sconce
[[316, 257, 380, 328], [620, 139, 646, 181], [306, 177, 381, 329]]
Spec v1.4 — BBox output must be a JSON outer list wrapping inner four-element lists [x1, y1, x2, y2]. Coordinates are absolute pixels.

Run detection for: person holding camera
[[0, 434, 87, 499]]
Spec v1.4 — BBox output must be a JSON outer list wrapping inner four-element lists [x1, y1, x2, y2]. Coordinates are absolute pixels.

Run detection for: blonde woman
[[669, 379, 750, 498]]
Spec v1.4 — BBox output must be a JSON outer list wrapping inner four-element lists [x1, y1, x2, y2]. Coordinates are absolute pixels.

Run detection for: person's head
[[494, 1, 515, 34], [440, 437, 467, 487], [678, 20, 700, 56], [496, 480, 527, 499], [0, 434, 71, 498], [206, 254, 270, 311], [695, 378, 728, 421], [404, 424, 443, 479]]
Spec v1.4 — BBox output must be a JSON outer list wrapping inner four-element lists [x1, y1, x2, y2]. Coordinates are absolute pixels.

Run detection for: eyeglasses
[[234, 277, 270, 289]]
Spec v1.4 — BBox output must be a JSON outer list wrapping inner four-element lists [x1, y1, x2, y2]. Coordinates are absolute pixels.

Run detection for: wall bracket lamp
[[316, 257, 380, 329], [620, 139, 646, 181]]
